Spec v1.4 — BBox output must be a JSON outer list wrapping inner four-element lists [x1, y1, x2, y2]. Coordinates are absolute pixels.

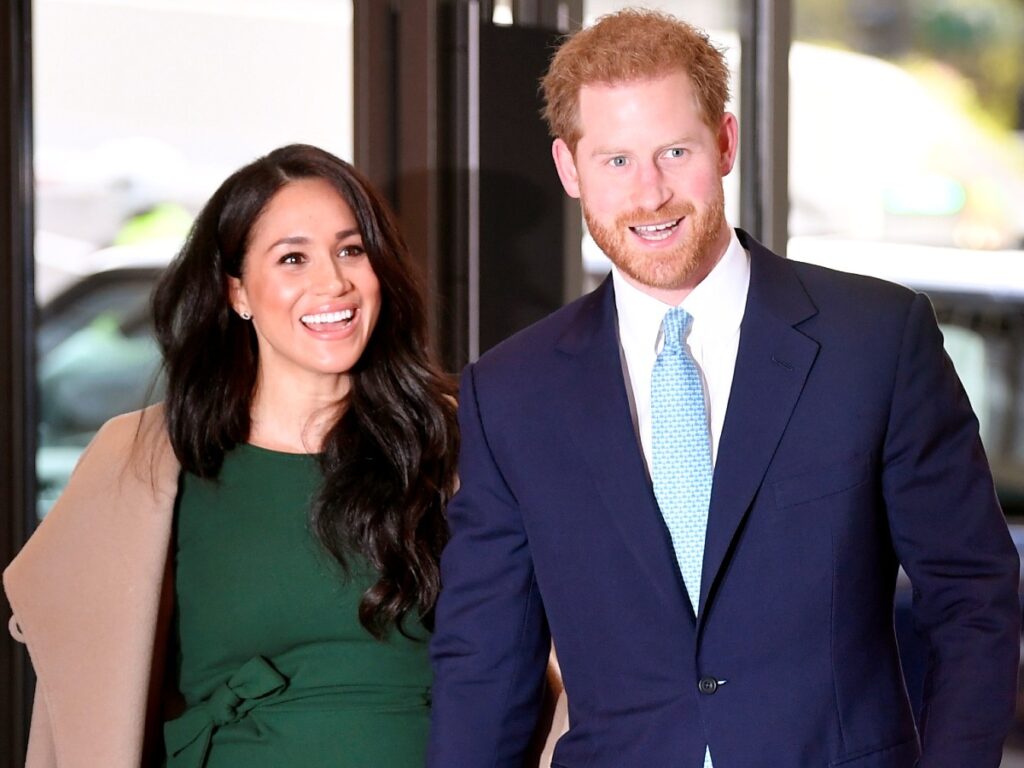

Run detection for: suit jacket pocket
[[773, 452, 871, 510], [829, 735, 920, 767]]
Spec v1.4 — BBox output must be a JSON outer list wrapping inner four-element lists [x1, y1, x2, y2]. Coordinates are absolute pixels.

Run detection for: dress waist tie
[[164, 656, 288, 768]]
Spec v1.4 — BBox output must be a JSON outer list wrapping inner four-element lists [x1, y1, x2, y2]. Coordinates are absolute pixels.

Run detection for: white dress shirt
[[612, 229, 751, 473]]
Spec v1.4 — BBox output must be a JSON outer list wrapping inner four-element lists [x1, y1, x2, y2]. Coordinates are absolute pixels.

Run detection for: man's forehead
[[575, 73, 703, 127]]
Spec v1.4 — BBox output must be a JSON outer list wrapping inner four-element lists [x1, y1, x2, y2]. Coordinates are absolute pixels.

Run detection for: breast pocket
[[772, 452, 872, 510]]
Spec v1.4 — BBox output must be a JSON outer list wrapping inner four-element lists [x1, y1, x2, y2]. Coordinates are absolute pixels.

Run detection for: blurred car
[[789, 42, 1024, 252], [36, 263, 166, 517], [35, 232, 180, 304]]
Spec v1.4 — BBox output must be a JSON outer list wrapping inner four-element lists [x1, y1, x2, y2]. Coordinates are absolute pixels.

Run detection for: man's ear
[[551, 138, 581, 199], [718, 112, 739, 176]]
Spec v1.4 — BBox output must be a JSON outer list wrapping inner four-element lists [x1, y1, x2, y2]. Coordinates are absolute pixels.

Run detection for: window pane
[[33, 0, 354, 518], [788, 0, 1024, 519]]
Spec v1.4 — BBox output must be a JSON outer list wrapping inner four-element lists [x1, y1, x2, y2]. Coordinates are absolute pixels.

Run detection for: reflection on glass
[[790, 4, 1024, 744], [788, 0, 1024, 519], [34, 0, 354, 518]]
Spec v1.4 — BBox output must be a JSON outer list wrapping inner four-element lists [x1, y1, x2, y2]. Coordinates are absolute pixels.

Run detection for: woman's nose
[[312, 255, 348, 295]]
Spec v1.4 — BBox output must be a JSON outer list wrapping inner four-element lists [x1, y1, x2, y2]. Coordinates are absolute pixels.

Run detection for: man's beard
[[584, 189, 726, 290]]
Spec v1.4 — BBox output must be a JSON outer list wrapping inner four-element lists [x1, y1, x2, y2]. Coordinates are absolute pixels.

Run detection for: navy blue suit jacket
[[428, 231, 1020, 767]]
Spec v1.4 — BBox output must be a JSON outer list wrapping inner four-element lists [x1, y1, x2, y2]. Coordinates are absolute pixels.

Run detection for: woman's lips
[[300, 307, 357, 331]]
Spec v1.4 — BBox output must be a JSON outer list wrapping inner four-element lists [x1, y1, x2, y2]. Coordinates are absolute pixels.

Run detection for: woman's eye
[[339, 244, 365, 258], [280, 252, 304, 265]]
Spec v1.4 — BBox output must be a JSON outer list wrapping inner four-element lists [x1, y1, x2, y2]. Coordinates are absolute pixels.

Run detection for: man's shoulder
[[744, 234, 921, 327], [787, 255, 917, 305]]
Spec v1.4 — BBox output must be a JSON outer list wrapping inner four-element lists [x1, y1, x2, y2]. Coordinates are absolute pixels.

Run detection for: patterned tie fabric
[[651, 306, 713, 613], [651, 306, 715, 768]]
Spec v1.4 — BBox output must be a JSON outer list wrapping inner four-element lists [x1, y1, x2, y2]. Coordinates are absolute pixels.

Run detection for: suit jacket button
[[698, 677, 718, 695]]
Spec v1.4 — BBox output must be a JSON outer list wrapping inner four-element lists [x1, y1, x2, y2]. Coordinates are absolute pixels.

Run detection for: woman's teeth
[[301, 309, 354, 326]]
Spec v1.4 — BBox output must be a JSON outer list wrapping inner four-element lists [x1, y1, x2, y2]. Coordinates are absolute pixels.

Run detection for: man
[[428, 9, 1020, 767]]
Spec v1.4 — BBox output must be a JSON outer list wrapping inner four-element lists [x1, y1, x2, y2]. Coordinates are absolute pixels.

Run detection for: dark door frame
[[1, 0, 36, 762], [739, 0, 791, 255], [355, 0, 791, 368]]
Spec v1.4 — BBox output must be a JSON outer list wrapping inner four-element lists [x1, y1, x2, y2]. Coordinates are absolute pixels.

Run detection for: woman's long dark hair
[[152, 144, 458, 638]]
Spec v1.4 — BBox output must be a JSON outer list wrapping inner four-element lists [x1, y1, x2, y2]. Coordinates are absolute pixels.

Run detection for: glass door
[[32, 0, 355, 517]]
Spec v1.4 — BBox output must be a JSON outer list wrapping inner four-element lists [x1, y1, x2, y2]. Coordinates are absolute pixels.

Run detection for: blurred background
[[2, 0, 1024, 764]]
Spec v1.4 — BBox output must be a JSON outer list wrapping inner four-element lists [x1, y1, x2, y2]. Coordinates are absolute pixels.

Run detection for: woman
[[4, 144, 458, 767]]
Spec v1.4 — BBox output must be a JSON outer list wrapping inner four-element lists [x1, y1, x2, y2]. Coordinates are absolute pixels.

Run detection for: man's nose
[[632, 161, 672, 211]]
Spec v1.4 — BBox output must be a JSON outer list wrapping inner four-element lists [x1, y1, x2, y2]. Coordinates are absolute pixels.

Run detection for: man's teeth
[[301, 309, 355, 325], [632, 219, 680, 241]]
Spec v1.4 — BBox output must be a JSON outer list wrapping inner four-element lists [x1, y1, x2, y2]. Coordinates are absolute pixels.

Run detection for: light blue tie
[[651, 306, 715, 768], [651, 306, 713, 612]]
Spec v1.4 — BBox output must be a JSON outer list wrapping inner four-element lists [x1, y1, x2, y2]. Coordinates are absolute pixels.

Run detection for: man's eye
[[609, 156, 628, 168], [339, 244, 365, 258], [665, 148, 686, 159]]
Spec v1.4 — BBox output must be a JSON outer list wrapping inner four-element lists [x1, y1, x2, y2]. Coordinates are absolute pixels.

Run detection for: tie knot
[[661, 307, 693, 352]]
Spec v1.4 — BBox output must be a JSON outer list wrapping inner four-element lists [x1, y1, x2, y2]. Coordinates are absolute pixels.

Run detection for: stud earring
[[240, 310, 252, 320]]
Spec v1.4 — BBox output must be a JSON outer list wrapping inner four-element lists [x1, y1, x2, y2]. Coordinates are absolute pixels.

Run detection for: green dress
[[165, 444, 431, 768]]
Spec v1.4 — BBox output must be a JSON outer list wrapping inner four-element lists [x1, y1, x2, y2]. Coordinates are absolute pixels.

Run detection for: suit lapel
[[557, 279, 694, 614], [553, 236, 821, 621], [698, 234, 820, 620]]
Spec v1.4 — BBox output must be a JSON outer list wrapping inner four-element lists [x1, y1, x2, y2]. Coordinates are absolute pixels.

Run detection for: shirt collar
[[612, 228, 750, 352], [681, 228, 750, 341]]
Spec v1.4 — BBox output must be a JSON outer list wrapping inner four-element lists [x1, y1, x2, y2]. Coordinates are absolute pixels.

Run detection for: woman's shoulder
[[59, 404, 178, 511], [88, 403, 171, 463], [5, 404, 178, 621], [92, 403, 166, 449]]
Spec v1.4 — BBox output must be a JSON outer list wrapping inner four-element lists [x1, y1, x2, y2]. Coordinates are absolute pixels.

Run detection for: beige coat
[[4, 407, 179, 768]]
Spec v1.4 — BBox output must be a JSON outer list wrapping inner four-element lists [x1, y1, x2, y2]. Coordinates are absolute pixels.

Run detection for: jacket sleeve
[[428, 364, 551, 767], [4, 422, 113, 768], [8, 616, 58, 768], [882, 292, 1021, 767], [25, 685, 58, 768], [3, 406, 177, 768]]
